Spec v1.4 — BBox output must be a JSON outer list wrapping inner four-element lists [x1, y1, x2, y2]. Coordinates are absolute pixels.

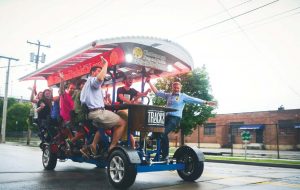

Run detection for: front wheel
[[42, 145, 57, 170], [176, 148, 204, 181], [107, 149, 137, 189]]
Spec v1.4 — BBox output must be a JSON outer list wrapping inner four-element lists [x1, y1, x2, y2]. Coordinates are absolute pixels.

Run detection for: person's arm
[[117, 87, 130, 104], [132, 88, 151, 103], [36, 101, 45, 113], [183, 93, 217, 106], [30, 82, 37, 103], [118, 95, 131, 104], [97, 56, 108, 82], [58, 72, 65, 95], [205, 101, 217, 107], [136, 88, 151, 97], [104, 93, 112, 105], [145, 77, 158, 93]]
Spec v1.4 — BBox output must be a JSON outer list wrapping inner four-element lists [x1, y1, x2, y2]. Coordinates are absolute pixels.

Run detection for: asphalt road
[[0, 144, 299, 190]]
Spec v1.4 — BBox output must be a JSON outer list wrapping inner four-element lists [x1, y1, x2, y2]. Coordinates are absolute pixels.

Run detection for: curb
[[205, 159, 300, 169]]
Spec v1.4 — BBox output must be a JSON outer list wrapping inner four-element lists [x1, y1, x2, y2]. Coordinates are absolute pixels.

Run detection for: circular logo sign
[[133, 47, 143, 59]]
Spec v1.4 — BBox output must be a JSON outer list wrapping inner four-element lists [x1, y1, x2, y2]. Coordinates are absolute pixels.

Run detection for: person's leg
[[161, 116, 180, 159], [161, 120, 173, 159], [80, 130, 101, 157], [88, 110, 125, 152], [90, 130, 100, 154], [109, 117, 126, 151]]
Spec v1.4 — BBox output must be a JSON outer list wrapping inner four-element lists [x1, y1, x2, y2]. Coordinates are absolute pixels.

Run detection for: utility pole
[[27, 40, 50, 70], [27, 40, 50, 94], [26, 40, 50, 145], [27, 40, 50, 145], [0, 56, 19, 143]]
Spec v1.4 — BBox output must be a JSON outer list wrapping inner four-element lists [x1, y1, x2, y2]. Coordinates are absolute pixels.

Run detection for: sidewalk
[[199, 147, 300, 160]]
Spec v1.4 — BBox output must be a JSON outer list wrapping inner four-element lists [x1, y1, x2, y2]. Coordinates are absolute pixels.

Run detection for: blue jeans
[[161, 115, 181, 158]]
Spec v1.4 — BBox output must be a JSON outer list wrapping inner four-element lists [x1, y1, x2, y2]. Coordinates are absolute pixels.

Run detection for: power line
[[66, 0, 155, 41], [188, 0, 254, 28], [40, 0, 114, 38], [226, 7, 300, 34], [0, 64, 32, 68], [213, 6, 300, 40], [214, 1, 300, 99], [175, 0, 279, 39], [202, 0, 300, 97]]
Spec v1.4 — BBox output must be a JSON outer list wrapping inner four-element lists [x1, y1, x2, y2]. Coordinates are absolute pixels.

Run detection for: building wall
[[169, 109, 300, 150]]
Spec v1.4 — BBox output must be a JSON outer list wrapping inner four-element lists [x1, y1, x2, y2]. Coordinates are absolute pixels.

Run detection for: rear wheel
[[107, 149, 137, 189], [42, 145, 57, 170], [176, 148, 204, 181]]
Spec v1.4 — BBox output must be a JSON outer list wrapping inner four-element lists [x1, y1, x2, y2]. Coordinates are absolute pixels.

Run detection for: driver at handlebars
[[116, 75, 151, 148], [79, 57, 126, 158], [117, 75, 151, 104]]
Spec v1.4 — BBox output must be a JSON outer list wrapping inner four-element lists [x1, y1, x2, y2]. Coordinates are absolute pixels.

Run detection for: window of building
[[230, 122, 244, 136], [204, 123, 216, 136], [278, 120, 295, 135]]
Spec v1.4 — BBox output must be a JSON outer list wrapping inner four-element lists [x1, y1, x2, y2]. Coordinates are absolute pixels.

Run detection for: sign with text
[[121, 43, 172, 72], [145, 109, 166, 128]]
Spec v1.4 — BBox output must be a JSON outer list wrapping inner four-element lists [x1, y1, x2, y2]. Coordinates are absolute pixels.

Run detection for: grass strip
[[205, 155, 300, 165]]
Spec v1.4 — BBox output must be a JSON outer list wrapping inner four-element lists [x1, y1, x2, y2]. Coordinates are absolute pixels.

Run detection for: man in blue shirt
[[80, 57, 126, 157], [146, 77, 216, 160]]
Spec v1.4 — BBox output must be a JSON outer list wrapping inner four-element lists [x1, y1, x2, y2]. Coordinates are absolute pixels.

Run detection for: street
[[0, 143, 299, 190]]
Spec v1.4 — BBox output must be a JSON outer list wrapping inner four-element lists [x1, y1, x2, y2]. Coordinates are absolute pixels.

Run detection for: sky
[[0, 0, 300, 114]]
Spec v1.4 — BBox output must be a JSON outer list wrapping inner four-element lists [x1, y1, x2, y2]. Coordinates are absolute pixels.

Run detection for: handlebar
[[142, 96, 150, 105]]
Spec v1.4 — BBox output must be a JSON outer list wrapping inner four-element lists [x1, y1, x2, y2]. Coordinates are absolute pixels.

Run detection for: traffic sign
[[241, 131, 251, 143]]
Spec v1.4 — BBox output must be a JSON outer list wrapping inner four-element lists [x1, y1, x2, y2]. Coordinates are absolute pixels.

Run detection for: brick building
[[170, 108, 300, 150]]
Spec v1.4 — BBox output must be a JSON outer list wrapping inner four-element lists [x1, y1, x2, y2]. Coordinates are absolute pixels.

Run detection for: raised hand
[[59, 72, 64, 79]]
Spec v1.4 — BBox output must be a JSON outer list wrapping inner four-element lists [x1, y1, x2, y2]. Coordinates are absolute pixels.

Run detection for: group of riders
[[30, 56, 216, 160]]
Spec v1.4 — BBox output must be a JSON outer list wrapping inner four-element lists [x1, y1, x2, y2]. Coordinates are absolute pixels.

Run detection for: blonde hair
[[172, 81, 181, 86]]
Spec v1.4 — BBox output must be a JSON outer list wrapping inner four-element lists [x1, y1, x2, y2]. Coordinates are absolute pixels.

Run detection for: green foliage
[[0, 98, 18, 124], [6, 102, 31, 132], [152, 66, 216, 135]]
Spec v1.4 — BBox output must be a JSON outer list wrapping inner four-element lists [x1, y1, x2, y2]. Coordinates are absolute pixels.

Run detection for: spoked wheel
[[42, 145, 57, 170], [107, 149, 137, 189], [176, 148, 204, 181]]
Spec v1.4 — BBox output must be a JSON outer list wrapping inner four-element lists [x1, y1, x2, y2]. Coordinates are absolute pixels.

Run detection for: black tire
[[176, 148, 204, 181], [107, 149, 137, 189], [42, 145, 57, 170]]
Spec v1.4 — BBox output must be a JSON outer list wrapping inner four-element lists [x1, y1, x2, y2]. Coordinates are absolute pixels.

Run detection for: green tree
[[152, 66, 216, 135], [0, 98, 18, 124], [6, 102, 31, 132]]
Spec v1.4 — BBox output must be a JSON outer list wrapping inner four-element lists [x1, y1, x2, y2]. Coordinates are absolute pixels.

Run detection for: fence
[[169, 124, 300, 160]]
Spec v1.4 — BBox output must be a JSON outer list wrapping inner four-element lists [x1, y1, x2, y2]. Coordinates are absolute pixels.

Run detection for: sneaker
[[80, 145, 98, 158]]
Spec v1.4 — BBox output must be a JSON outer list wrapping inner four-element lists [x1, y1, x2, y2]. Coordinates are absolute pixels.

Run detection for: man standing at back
[[80, 56, 126, 155], [146, 77, 216, 161]]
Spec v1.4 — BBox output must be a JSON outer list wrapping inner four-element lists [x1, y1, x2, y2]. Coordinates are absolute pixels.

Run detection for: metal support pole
[[275, 123, 280, 159], [197, 125, 200, 148], [0, 56, 19, 143], [230, 126, 233, 156]]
